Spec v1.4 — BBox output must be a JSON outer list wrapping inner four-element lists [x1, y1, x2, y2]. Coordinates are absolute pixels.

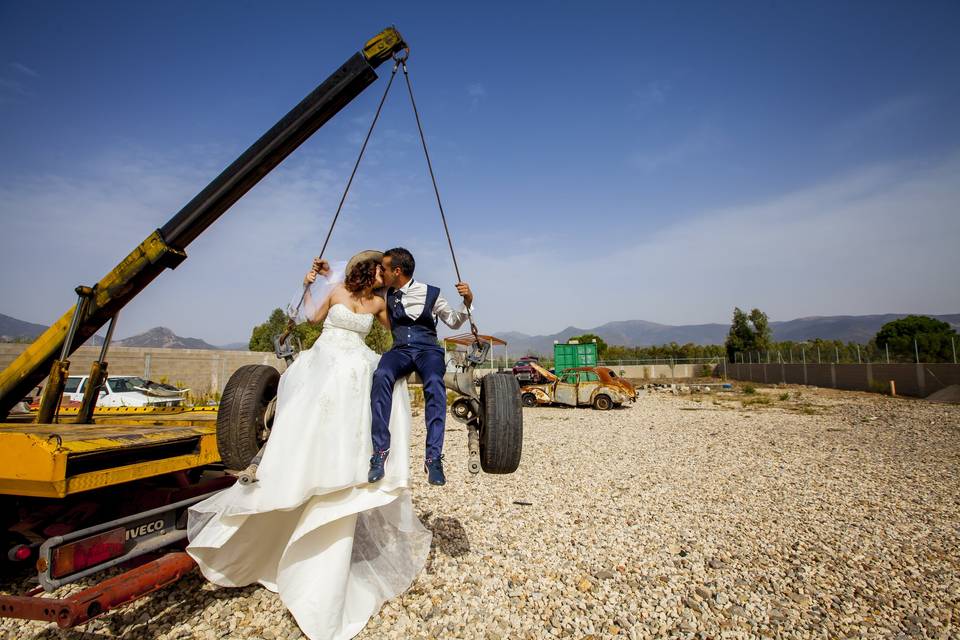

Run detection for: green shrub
[[778, 392, 790, 401], [743, 384, 756, 395], [868, 380, 891, 395]]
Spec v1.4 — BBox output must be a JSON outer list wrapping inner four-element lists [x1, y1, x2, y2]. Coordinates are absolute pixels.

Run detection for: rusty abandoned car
[[519, 363, 636, 410]]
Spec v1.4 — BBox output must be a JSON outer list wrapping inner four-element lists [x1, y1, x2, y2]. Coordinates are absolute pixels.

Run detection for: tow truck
[[0, 27, 522, 630]]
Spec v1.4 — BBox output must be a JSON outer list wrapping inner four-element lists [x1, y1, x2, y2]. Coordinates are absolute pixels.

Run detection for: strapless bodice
[[314, 303, 374, 351]]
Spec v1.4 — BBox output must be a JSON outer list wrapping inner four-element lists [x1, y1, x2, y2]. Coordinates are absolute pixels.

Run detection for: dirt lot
[[2, 385, 958, 639]]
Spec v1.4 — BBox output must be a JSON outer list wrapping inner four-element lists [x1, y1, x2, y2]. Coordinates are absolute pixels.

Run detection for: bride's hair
[[344, 259, 379, 294]]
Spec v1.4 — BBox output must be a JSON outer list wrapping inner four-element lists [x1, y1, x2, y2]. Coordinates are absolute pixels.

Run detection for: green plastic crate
[[554, 341, 598, 373]]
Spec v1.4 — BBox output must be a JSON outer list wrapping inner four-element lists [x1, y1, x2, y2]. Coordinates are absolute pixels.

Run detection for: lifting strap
[[287, 52, 482, 351]]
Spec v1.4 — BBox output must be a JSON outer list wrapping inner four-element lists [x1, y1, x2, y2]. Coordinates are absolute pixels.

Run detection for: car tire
[[479, 374, 523, 474], [216, 364, 280, 470], [592, 394, 613, 411], [521, 393, 537, 408]]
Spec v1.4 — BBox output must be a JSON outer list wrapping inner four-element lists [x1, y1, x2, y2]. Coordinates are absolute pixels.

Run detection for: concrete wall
[[0, 344, 288, 399], [614, 364, 705, 380], [722, 361, 960, 398]]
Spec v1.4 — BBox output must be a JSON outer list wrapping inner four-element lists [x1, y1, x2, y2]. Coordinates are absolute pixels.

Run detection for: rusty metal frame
[[0, 551, 196, 628]]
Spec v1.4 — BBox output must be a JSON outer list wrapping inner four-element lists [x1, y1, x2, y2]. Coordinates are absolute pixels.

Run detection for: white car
[[63, 375, 187, 408]]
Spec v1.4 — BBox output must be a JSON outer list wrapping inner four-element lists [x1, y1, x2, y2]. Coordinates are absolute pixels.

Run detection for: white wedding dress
[[187, 304, 432, 640]]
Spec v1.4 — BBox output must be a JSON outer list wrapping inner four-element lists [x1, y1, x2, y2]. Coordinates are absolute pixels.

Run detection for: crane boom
[[0, 28, 407, 418]]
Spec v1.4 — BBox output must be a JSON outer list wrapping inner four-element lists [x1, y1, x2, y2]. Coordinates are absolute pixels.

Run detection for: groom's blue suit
[[371, 283, 448, 461]]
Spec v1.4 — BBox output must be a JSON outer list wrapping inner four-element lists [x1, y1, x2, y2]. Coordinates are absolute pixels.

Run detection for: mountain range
[[4, 312, 959, 354], [495, 313, 960, 356], [0, 314, 227, 350]]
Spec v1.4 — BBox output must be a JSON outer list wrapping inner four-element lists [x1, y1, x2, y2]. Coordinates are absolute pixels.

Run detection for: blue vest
[[388, 284, 442, 350]]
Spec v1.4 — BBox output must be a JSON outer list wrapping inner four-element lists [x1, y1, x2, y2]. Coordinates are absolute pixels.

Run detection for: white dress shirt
[[394, 279, 472, 329]]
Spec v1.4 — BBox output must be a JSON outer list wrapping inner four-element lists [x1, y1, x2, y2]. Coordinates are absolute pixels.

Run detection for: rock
[[596, 570, 616, 580], [577, 579, 593, 593]]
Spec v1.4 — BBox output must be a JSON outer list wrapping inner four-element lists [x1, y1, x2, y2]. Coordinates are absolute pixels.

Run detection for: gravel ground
[[2, 386, 958, 640]]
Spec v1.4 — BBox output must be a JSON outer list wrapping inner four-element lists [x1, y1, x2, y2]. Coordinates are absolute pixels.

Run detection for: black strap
[[289, 61, 400, 322], [400, 62, 482, 348]]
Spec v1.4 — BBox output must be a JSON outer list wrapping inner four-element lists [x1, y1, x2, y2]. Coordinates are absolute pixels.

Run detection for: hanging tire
[[479, 373, 523, 474], [216, 364, 280, 470], [521, 393, 537, 408], [592, 394, 613, 411]]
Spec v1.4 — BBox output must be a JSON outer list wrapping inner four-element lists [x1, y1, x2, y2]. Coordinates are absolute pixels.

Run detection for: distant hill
[[116, 327, 219, 350], [0, 315, 222, 350], [5, 312, 958, 355], [498, 313, 960, 356], [0, 313, 48, 342], [217, 342, 251, 351]]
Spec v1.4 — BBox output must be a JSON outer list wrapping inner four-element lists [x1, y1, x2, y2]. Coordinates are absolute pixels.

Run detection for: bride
[[187, 251, 431, 640]]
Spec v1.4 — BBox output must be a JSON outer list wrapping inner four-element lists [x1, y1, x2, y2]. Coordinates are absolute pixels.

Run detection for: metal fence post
[[953, 337, 957, 364], [817, 345, 821, 364], [835, 346, 839, 364], [914, 338, 920, 364], [885, 343, 889, 364], [856, 344, 861, 364]]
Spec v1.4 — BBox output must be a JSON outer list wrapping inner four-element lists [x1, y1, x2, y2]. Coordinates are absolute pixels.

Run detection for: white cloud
[[629, 124, 724, 171], [9, 62, 39, 77], [466, 82, 486, 110], [476, 153, 960, 334], [3, 145, 958, 343], [630, 81, 669, 113]]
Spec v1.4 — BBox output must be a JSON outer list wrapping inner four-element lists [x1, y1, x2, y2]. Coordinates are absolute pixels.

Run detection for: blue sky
[[1, 1, 958, 344]]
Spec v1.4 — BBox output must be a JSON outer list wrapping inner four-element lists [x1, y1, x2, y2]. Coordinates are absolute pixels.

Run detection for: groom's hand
[[455, 282, 473, 308]]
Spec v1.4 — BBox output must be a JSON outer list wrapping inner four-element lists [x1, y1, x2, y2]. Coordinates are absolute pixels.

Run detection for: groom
[[368, 247, 474, 486]]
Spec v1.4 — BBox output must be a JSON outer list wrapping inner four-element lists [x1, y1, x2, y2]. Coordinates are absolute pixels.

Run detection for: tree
[[748, 308, 772, 351], [725, 307, 752, 361], [249, 308, 393, 355], [568, 333, 608, 357], [874, 315, 958, 363], [365, 320, 393, 354], [725, 307, 772, 361], [247, 308, 324, 353]]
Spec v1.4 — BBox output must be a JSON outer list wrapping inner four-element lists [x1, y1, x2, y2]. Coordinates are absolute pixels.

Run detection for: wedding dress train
[[187, 304, 431, 640]]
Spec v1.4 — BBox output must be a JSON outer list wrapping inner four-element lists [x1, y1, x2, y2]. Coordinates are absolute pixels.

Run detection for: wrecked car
[[520, 363, 631, 410]]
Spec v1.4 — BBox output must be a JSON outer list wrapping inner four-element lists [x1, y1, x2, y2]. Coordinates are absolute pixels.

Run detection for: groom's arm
[[434, 283, 474, 329]]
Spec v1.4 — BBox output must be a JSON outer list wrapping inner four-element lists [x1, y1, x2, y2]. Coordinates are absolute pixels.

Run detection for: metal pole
[[817, 345, 821, 364], [835, 346, 839, 364], [790, 348, 794, 364], [802, 348, 806, 365], [856, 344, 861, 364], [914, 338, 919, 363], [952, 337, 956, 364], [98, 313, 118, 362], [885, 343, 889, 364]]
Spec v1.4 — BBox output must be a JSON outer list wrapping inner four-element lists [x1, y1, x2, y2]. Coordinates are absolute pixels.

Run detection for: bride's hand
[[303, 270, 318, 286], [312, 258, 331, 278]]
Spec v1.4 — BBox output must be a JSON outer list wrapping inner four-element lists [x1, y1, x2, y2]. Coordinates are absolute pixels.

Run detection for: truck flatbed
[[0, 407, 219, 499]]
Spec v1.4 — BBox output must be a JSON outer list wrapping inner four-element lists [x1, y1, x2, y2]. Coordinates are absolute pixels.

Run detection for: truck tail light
[[50, 527, 126, 578]]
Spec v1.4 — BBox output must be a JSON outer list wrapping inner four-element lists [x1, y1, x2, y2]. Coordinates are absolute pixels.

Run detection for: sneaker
[[368, 450, 389, 483], [424, 456, 446, 486]]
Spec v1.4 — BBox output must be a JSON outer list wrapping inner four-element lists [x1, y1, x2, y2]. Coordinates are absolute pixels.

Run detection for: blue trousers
[[371, 345, 447, 461]]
